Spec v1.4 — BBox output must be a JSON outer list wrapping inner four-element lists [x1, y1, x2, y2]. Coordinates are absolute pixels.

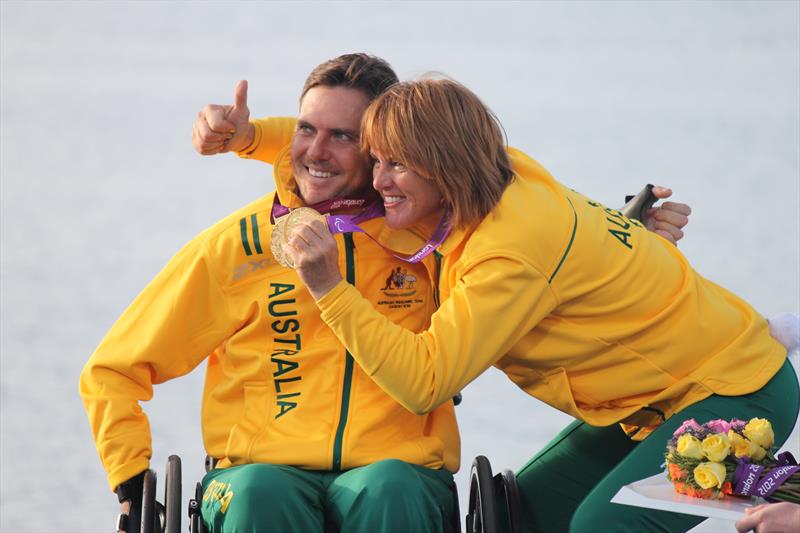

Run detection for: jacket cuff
[[315, 279, 355, 319], [236, 120, 262, 158], [108, 457, 150, 493], [115, 470, 146, 502]]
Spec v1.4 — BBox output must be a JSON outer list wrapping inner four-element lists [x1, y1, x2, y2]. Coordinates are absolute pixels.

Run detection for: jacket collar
[[272, 144, 306, 209]]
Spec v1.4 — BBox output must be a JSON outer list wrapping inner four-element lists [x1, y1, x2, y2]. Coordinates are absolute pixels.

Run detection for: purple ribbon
[[326, 201, 386, 229], [734, 463, 765, 496], [734, 452, 800, 499], [270, 193, 372, 221], [328, 205, 451, 264], [273, 194, 451, 264], [755, 464, 800, 499]]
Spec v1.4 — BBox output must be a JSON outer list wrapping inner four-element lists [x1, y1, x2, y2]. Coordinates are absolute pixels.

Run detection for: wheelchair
[[117, 453, 521, 533]]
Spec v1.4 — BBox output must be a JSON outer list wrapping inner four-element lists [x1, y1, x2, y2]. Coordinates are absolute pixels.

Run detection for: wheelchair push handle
[[620, 183, 657, 223], [114, 455, 182, 533]]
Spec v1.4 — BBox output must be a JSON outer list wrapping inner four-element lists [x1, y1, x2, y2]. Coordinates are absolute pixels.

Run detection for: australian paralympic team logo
[[381, 266, 417, 297], [378, 265, 425, 310]]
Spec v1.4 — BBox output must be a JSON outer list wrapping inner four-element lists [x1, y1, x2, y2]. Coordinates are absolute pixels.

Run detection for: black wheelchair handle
[[620, 183, 656, 223]]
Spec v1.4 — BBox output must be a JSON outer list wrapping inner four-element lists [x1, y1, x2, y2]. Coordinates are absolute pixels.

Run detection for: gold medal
[[270, 208, 328, 268], [284, 207, 328, 234], [270, 215, 292, 268]]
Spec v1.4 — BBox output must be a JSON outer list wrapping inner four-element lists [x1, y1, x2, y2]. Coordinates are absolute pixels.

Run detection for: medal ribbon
[[272, 194, 450, 264], [270, 193, 371, 222], [327, 207, 451, 264]]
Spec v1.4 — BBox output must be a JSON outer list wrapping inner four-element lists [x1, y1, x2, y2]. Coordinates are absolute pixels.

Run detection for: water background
[[1, 1, 798, 531]]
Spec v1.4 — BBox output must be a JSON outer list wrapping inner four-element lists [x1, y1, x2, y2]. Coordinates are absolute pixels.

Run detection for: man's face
[[291, 86, 372, 205]]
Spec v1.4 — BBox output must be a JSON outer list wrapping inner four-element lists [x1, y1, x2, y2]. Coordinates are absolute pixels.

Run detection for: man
[[82, 54, 460, 533], [83, 53, 690, 532]]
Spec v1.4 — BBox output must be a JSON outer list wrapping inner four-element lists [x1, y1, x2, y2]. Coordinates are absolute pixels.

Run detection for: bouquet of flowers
[[665, 417, 800, 503]]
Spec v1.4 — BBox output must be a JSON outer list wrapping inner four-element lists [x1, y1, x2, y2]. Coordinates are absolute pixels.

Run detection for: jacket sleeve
[[237, 116, 297, 164], [316, 253, 559, 414], [79, 240, 236, 491]]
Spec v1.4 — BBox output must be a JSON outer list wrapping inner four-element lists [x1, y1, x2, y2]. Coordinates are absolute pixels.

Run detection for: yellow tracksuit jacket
[[315, 147, 787, 435], [79, 118, 459, 492]]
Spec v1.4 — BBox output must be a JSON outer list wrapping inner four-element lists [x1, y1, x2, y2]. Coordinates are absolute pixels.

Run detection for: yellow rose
[[744, 418, 774, 449], [701, 433, 731, 462], [677, 434, 704, 459], [746, 440, 767, 461], [693, 462, 727, 489], [728, 430, 751, 458]]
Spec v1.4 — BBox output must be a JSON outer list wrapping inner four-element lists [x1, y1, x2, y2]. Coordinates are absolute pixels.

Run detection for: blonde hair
[[361, 78, 514, 228]]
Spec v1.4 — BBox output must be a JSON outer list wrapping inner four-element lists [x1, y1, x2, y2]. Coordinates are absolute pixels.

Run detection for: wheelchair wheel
[[466, 456, 498, 533], [141, 469, 158, 533], [189, 481, 209, 533], [496, 469, 522, 533], [164, 455, 182, 533]]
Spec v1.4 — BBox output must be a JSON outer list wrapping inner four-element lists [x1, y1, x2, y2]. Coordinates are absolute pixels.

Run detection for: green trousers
[[200, 458, 456, 533], [516, 359, 800, 533]]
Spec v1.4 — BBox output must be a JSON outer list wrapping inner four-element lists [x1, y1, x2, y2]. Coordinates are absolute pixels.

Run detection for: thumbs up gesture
[[192, 80, 254, 155]]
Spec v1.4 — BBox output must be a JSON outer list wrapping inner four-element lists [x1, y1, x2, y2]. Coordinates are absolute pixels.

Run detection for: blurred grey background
[[1, 1, 798, 531]]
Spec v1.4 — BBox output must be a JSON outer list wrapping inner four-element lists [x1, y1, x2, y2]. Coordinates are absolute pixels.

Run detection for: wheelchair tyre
[[189, 481, 208, 533], [466, 455, 498, 533], [496, 469, 522, 533], [141, 469, 158, 533], [164, 455, 182, 533]]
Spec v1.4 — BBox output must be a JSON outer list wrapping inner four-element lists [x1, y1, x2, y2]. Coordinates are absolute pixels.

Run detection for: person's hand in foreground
[[644, 186, 691, 245], [192, 79, 253, 154], [735, 501, 800, 533]]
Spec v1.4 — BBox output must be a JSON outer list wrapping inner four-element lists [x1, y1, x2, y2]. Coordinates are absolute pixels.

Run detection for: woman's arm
[[315, 254, 556, 413], [284, 218, 557, 413]]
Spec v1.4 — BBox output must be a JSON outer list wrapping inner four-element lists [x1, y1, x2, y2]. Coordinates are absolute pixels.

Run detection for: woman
[[282, 79, 799, 532]]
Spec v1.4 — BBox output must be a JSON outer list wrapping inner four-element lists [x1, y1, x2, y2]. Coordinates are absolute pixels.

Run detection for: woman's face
[[371, 151, 445, 229]]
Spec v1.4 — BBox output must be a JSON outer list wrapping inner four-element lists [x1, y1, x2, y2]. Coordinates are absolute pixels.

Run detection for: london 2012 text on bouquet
[[665, 417, 799, 503]]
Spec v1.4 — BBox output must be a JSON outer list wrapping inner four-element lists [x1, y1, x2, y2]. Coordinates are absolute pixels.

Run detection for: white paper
[[611, 473, 768, 520]]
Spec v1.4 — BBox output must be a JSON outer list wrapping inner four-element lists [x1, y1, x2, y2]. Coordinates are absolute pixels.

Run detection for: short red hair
[[361, 78, 514, 228]]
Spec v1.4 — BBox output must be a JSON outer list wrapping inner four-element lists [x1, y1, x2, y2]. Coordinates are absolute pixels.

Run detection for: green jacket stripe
[[239, 217, 253, 256], [548, 197, 577, 284], [332, 232, 356, 471], [433, 251, 442, 308], [250, 214, 263, 254]]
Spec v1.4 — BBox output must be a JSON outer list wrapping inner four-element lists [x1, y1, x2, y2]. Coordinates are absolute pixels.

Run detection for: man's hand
[[735, 502, 800, 533], [192, 80, 254, 155], [284, 219, 343, 300], [643, 186, 691, 245]]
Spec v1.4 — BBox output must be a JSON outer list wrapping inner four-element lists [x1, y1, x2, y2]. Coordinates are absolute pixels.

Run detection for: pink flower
[[674, 418, 702, 437], [729, 419, 747, 432], [705, 419, 731, 434]]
